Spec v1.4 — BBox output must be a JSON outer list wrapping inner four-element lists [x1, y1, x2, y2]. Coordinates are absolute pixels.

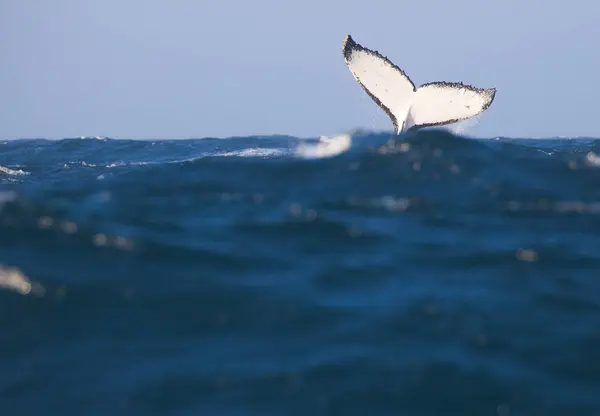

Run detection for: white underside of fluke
[[342, 35, 496, 135]]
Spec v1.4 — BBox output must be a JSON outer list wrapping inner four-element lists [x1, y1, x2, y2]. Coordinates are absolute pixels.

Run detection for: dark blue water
[[2, 129, 600, 415]]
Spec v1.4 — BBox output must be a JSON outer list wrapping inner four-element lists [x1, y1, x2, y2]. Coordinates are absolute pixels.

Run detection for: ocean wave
[[2, 129, 600, 414]]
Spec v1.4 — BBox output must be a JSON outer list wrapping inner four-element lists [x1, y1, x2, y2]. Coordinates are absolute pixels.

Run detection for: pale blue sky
[[1, 0, 598, 139]]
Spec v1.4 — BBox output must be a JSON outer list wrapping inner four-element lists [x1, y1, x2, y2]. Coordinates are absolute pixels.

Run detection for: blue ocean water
[[1, 129, 600, 415]]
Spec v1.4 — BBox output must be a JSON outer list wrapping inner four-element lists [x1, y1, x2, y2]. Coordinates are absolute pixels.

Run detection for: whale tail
[[342, 35, 496, 135]]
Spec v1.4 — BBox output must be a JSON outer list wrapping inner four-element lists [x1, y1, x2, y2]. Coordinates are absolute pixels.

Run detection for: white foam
[[105, 155, 206, 168], [0, 165, 29, 176], [213, 148, 287, 158], [103, 147, 285, 168], [295, 134, 352, 159]]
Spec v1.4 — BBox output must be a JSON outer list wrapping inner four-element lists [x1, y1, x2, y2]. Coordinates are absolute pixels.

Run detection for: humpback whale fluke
[[342, 35, 496, 135]]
